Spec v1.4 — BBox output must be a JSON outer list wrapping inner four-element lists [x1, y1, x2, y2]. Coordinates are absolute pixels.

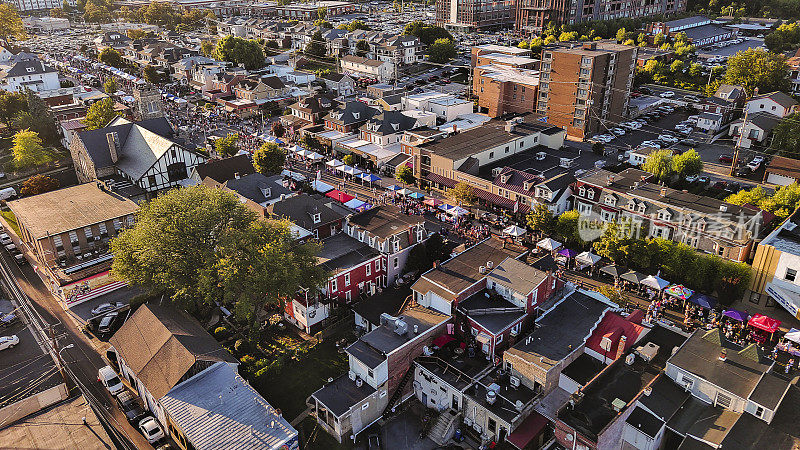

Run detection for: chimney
[[583, 42, 597, 51], [659, 187, 667, 197], [106, 132, 119, 164], [452, 124, 457, 134], [234, 172, 241, 179], [616, 335, 627, 360], [719, 349, 727, 362]]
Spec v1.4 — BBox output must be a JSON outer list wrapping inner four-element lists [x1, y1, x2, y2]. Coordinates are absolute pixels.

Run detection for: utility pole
[[731, 89, 756, 176]]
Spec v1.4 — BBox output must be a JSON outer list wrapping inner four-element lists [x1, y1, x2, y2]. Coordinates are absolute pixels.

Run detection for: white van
[[0, 188, 16, 201]]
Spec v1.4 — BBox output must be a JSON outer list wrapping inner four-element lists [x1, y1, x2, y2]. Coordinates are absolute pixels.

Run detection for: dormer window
[[393, 240, 400, 252], [587, 189, 595, 200], [391, 123, 399, 131], [26, 67, 34, 73], [261, 187, 272, 198], [578, 186, 585, 197], [637, 203, 646, 214], [657, 209, 671, 221], [604, 196, 616, 206], [312, 213, 321, 224], [353, 112, 360, 120], [628, 200, 636, 210]]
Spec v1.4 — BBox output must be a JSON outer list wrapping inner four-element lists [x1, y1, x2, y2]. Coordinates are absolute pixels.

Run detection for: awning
[[688, 294, 716, 310], [600, 264, 622, 278], [557, 248, 577, 258], [397, 188, 411, 196], [665, 285, 694, 301], [476, 332, 491, 344], [408, 192, 424, 199], [504, 225, 526, 237], [425, 172, 457, 188], [722, 309, 749, 322], [312, 180, 334, 193], [576, 251, 601, 266], [423, 198, 442, 207], [749, 314, 781, 333], [344, 198, 368, 210], [358, 173, 381, 183], [386, 185, 401, 191], [506, 412, 549, 450], [620, 270, 646, 284], [537, 238, 562, 251], [307, 152, 324, 161], [342, 165, 362, 176], [326, 190, 355, 203], [641, 275, 669, 290], [785, 328, 800, 344], [432, 334, 455, 348], [326, 158, 343, 167]]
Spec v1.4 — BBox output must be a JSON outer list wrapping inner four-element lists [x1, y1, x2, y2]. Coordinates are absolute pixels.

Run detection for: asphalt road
[[0, 248, 153, 449], [0, 319, 61, 410]]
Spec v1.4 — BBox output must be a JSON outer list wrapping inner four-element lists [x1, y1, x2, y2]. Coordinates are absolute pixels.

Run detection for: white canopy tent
[[576, 251, 602, 266], [503, 225, 526, 237], [537, 238, 562, 252], [326, 159, 343, 168], [641, 275, 670, 290]]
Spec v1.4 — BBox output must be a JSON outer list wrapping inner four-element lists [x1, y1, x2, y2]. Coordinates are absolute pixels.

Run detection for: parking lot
[[0, 317, 61, 408], [697, 37, 765, 59]]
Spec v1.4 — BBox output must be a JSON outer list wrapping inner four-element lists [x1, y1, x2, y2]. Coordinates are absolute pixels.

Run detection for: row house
[[201, 173, 296, 217], [320, 72, 356, 97], [324, 101, 380, 133], [372, 35, 424, 67], [284, 232, 384, 333], [345, 205, 431, 285], [233, 76, 289, 103], [170, 56, 217, 84], [750, 208, 800, 315], [283, 94, 339, 131], [266, 193, 346, 240], [188, 62, 229, 94], [210, 71, 246, 98], [311, 305, 449, 442], [573, 168, 766, 262], [340, 55, 395, 83]]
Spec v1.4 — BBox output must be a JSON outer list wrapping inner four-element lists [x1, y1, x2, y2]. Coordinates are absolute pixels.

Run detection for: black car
[[736, 166, 752, 177], [116, 390, 147, 424]]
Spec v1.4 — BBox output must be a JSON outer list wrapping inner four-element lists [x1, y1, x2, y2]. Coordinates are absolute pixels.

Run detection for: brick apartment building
[[435, 0, 516, 32], [537, 41, 637, 140], [515, 0, 686, 35], [474, 63, 540, 118]]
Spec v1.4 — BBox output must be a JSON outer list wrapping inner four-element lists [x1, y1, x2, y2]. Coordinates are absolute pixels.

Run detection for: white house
[[340, 55, 395, 83], [745, 91, 798, 118], [0, 58, 60, 93], [696, 112, 724, 132], [321, 72, 355, 97], [728, 112, 781, 149]]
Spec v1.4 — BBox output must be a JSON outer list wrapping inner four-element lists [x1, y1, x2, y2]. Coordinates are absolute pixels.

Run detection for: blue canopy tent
[[358, 173, 381, 185], [386, 185, 401, 191], [408, 192, 425, 200], [344, 198, 370, 211], [688, 293, 716, 310]]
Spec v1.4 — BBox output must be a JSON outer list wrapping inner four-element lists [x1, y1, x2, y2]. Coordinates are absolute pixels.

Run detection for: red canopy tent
[[432, 334, 455, 348], [325, 189, 355, 203], [506, 412, 548, 450], [748, 314, 781, 333]]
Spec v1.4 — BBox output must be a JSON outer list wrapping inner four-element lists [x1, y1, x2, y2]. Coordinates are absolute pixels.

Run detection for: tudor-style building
[[70, 117, 206, 201]]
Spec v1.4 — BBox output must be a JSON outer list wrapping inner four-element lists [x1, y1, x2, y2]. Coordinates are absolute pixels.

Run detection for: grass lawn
[[252, 327, 352, 420], [0, 210, 20, 236]]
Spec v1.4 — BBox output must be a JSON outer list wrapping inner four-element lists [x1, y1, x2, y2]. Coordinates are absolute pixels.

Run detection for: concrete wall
[[0, 383, 68, 426]]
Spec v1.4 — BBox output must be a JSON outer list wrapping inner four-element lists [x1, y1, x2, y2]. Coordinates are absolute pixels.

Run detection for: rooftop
[[505, 290, 610, 369], [8, 182, 138, 240], [766, 156, 800, 180], [348, 205, 426, 238], [559, 325, 687, 439], [311, 374, 376, 417], [458, 289, 526, 335], [316, 233, 380, 276], [160, 362, 297, 450], [352, 286, 410, 327], [486, 257, 547, 295], [465, 366, 539, 423]]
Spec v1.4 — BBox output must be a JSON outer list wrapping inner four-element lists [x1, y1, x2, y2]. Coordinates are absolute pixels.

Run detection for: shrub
[[234, 338, 245, 353], [214, 326, 228, 338], [240, 354, 255, 365]]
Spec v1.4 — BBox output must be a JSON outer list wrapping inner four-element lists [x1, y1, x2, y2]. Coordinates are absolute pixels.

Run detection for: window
[[380, 390, 387, 398], [366, 264, 371, 276], [578, 186, 586, 197], [361, 402, 369, 410], [313, 213, 321, 223], [331, 279, 338, 292], [113, 219, 122, 230], [367, 369, 373, 379], [488, 417, 496, 433], [755, 406, 764, 418], [393, 257, 399, 269], [496, 334, 503, 344], [344, 273, 351, 286], [489, 151, 494, 159], [715, 393, 732, 409], [68, 230, 78, 244], [587, 189, 595, 200], [786, 268, 797, 282], [148, 175, 157, 186], [166, 162, 187, 183], [84, 227, 93, 239], [393, 240, 400, 252]]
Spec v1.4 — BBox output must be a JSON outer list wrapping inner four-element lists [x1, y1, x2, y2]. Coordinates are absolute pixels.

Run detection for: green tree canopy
[[671, 149, 703, 177], [200, 40, 215, 57], [448, 182, 475, 206], [84, 98, 120, 130], [98, 48, 123, 67], [403, 21, 452, 46], [143, 65, 160, 84], [526, 203, 555, 236], [721, 48, 789, 97], [725, 183, 800, 220], [641, 148, 674, 182], [11, 129, 48, 168], [214, 133, 239, 158], [212, 36, 265, 70], [770, 113, 800, 157], [103, 77, 117, 94], [427, 38, 456, 63], [20, 174, 59, 196], [253, 142, 286, 175], [395, 164, 414, 185], [0, 91, 27, 126], [305, 30, 327, 57], [0, 4, 25, 45]]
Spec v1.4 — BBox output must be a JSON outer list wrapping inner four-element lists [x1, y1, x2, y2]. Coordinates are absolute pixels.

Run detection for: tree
[[342, 154, 356, 167], [302, 133, 321, 151], [592, 142, 605, 155], [395, 165, 414, 186], [671, 149, 703, 177], [517, 40, 529, 49], [216, 219, 327, 336], [558, 31, 578, 42], [403, 21, 452, 46], [355, 40, 370, 56], [770, 113, 800, 157], [214, 133, 239, 157], [313, 19, 332, 28], [653, 32, 666, 46], [212, 36, 265, 70], [103, 78, 117, 94], [84, 98, 119, 130], [725, 183, 800, 220], [448, 182, 476, 206], [305, 30, 326, 57], [20, 174, 59, 196], [11, 130, 47, 169], [765, 22, 800, 52], [110, 186, 254, 314], [670, 59, 684, 73], [142, 1, 180, 28], [404, 232, 447, 274], [339, 19, 369, 31], [126, 28, 147, 39], [616, 27, 627, 43], [200, 40, 215, 57], [316, 6, 326, 20], [142, 65, 160, 84], [0, 92, 26, 126], [83, 0, 112, 23], [554, 210, 583, 247], [0, 4, 25, 46], [722, 48, 788, 97], [98, 48, 123, 67], [427, 38, 456, 63], [253, 142, 285, 175], [641, 148, 674, 182], [50, 7, 65, 17], [20, 91, 57, 145], [270, 120, 285, 138], [526, 203, 555, 237], [529, 37, 544, 55]]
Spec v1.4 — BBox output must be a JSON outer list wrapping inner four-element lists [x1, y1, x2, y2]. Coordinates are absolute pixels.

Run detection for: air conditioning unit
[[464, 417, 473, 427], [509, 376, 520, 388], [492, 167, 503, 177], [479, 266, 486, 274], [625, 353, 635, 365], [355, 377, 364, 388], [683, 380, 692, 392], [473, 424, 482, 434], [348, 371, 356, 381]]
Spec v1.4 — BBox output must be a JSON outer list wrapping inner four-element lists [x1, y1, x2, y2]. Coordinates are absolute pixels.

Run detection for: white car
[[138, 417, 165, 444], [659, 134, 679, 144], [660, 91, 675, 98], [640, 141, 662, 148], [0, 234, 11, 246], [611, 128, 626, 136], [0, 335, 18, 351], [685, 175, 699, 183], [98, 365, 124, 396]]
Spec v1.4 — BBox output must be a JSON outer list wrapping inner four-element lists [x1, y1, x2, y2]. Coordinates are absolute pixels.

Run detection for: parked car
[[0, 234, 11, 246], [0, 312, 17, 328], [138, 417, 165, 444], [0, 335, 18, 351], [658, 134, 679, 144], [98, 365, 124, 396], [719, 154, 734, 164], [611, 127, 626, 136], [726, 181, 742, 192], [116, 390, 147, 424], [13, 253, 26, 266], [685, 175, 699, 183], [660, 91, 675, 98], [736, 166, 753, 177], [98, 312, 119, 335], [680, 138, 699, 146], [91, 302, 123, 316], [697, 176, 710, 184]]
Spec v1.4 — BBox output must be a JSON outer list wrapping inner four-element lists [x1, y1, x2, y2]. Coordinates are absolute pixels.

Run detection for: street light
[[56, 343, 75, 384], [58, 343, 75, 360]]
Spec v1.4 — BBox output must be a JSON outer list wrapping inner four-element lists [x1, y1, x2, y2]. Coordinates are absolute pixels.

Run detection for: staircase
[[383, 366, 414, 415], [428, 409, 461, 446]]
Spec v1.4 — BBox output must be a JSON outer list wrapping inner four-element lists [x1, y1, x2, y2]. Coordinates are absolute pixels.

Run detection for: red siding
[[327, 256, 384, 301]]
